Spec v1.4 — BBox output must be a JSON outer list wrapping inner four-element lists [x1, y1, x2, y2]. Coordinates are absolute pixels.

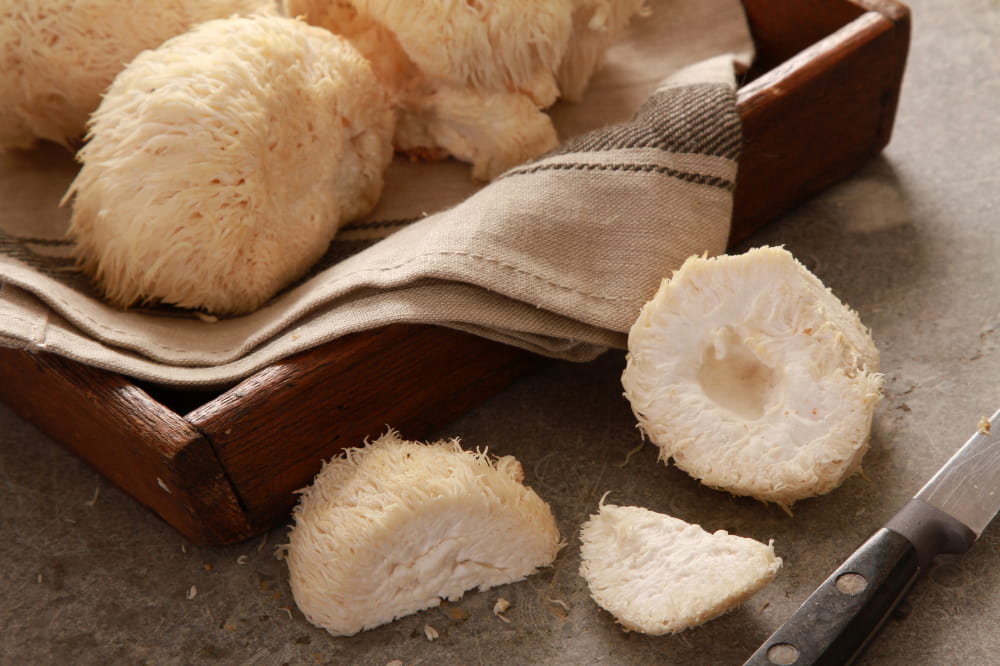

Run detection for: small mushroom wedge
[[285, 430, 561, 636]]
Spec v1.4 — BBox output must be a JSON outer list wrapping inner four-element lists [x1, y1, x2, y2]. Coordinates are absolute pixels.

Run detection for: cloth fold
[[0, 0, 753, 387]]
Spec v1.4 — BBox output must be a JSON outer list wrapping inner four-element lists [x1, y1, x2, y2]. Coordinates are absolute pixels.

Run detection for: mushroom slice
[[621, 246, 883, 507], [579, 502, 780, 634], [65, 15, 395, 315], [286, 430, 561, 636]]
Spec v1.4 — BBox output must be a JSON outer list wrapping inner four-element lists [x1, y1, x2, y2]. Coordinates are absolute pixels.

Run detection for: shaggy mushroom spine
[[64, 14, 396, 315], [0, 0, 272, 149]]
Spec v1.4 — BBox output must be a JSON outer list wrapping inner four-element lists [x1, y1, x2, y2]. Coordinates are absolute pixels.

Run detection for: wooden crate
[[0, 0, 910, 545]]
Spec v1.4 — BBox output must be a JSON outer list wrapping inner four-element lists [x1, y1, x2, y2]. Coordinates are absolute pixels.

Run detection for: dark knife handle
[[743, 527, 919, 666], [744, 499, 977, 666]]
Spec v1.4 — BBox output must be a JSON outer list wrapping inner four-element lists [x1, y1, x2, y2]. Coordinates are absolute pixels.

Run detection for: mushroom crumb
[[285, 0, 650, 180], [493, 598, 512, 623], [65, 14, 395, 315], [285, 430, 561, 636], [579, 502, 781, 634], [423, 624, 439, 642], [621, 246, 883, 507], [0, 0, 272, 150], [547, 597, 570, 612]]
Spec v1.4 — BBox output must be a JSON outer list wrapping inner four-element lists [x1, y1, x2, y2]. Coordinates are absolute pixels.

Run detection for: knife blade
[[744, 408, 1000, 666]]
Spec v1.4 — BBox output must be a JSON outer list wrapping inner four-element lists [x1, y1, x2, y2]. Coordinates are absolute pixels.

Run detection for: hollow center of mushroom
[[696, 326, 778, 420]]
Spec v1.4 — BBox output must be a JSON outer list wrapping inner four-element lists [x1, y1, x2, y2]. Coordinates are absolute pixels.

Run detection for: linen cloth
[[0, 0, 753, 386]]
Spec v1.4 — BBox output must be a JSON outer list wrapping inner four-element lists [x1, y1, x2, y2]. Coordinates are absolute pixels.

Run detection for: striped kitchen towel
[[0, 1, 752, 386]]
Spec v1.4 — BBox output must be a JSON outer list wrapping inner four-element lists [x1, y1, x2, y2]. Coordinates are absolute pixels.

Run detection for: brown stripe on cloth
[[501, 160, 735, 191], [0, 229, 87, 284], [545, 84, 741, 159]]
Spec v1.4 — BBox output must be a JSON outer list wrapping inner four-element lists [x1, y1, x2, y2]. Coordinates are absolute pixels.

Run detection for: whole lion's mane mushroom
[[285, 0, 650, 180], [621, 246, 884, 510], [0, 0, 273, 150], [64, 14, 396, 315]]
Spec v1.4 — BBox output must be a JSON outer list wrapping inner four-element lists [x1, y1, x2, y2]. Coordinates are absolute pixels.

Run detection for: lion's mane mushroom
[[579, 501, 781, 634], [65, 14, 396, 315], [0, 0, 272, 150], [621, 246, 883, 509], [285, 430, 562, 636], [556, 0, 653, 102], [284, 0, 649, 180]]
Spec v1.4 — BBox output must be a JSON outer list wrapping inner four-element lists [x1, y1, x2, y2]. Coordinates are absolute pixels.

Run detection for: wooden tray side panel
[[731, 4, 910, 244], [740, 0, 867, 70], [187, 325, 542, 529], [0, 347, 254, 545]]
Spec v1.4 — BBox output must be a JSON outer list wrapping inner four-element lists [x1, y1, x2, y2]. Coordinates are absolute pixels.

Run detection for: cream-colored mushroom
[[285, 430, 561, 636], [285, 0, 649, 179], [557, 0, 651, 102], [621, 246, 883, 508], [0, 0, 272, 150], [579, 501, 781, 634], [65, 14, 395, 315]]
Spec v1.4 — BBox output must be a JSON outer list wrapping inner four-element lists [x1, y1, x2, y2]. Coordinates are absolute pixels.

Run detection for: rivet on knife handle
[[744, 409, 998, 666], [743, 527, 921, 666]]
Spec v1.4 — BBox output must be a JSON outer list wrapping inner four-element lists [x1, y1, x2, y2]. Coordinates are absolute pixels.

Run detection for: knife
[[744, 408, 1000, 666]]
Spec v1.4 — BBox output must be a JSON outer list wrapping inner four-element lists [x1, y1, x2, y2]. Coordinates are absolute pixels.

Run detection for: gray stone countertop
[[1, 0, 998, 664]]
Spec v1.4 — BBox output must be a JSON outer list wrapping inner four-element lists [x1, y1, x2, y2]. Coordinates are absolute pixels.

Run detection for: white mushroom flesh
[[621, 246, 883, 506], [286, 430, 561, 636], [579, 502, 781, 634]]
